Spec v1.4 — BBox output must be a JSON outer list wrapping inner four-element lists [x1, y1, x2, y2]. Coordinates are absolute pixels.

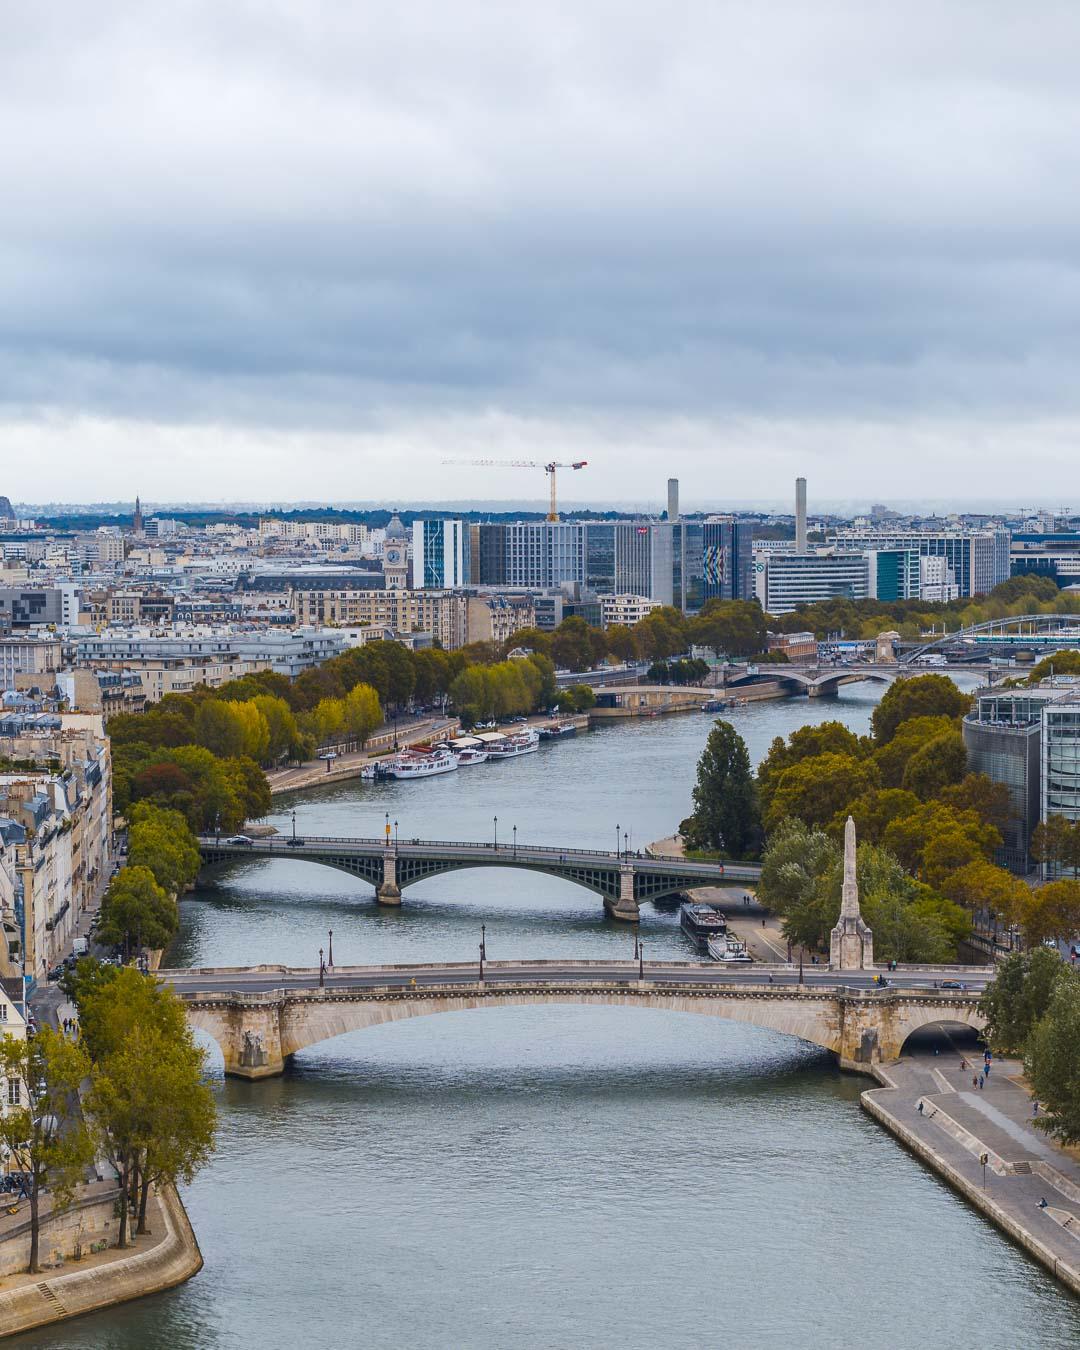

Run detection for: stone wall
[[0, 1183, 118, 1278]]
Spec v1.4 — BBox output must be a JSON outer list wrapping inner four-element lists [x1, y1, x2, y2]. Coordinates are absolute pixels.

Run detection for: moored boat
[[476, 729, 540, 759], [384, 746, 460, 779], [680, 902, 728, 949]]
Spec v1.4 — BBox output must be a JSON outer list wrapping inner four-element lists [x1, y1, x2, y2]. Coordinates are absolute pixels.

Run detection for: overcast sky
[[4, 3, 1080, 510]]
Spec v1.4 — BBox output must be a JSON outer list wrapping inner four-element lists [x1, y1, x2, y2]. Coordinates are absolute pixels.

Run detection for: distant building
[[600, 594, 661, 629], [412, 520, 471, 589]]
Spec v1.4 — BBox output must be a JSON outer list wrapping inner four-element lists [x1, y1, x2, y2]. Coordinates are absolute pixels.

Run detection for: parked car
[[223, 835, 255, 846]]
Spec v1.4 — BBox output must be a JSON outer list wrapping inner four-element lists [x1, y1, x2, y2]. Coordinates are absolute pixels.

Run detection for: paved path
[[265, 716, 459, 795], [863, 1035, 1080, 1292]]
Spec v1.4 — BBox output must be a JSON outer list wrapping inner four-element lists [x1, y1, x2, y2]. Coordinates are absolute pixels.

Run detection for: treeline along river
[[15, 678, 1080, 1350]]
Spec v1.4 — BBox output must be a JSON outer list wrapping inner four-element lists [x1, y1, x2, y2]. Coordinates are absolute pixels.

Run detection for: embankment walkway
[[864, 1046, 1080, 1295]]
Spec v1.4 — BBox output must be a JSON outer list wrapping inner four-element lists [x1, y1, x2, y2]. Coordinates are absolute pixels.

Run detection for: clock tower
[[383, 512, 409, 589]]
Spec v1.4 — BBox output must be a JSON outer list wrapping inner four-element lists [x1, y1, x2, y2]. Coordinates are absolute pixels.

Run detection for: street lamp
[[493, 815, 498, 850], [291, 809, 297, 843], [638, 941, 644, 981], [385, 811, 390, 844], [394, 820, 399, 845], [480, 924, 487, 980], [319, 948, 325, 987], [513, 824, 517, 857], [616, 822, 620, 858], [798, 947, 804, 986], [328, 929, 334, 967], [624, 831, 629, 860]]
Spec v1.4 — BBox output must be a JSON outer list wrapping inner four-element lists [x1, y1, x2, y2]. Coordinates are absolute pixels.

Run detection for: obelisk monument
[[829, 815, 874, 970]]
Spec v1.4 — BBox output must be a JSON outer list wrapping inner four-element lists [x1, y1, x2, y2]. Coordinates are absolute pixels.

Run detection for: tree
[[881, 802, 1000, 880], [872, 715, 956, 788], [682, 720, 762, 858], [342, 682, 382, 746], [193, 699, 246, 758], [1026, 969, 1080, 1143], [687, 600, 766, 658], [1025, 650, 1080, 685], [127, 803, 200, 894], [756, 817, 839, 950], [835, 788, 921, 844], [757, 722, 868, 818], [97, 866, 178, 958], [605, 625, 639, 661], [938, 773, 1012, 833], [78, 969, 217, 1244], [764, 752, 879, 833], [1031, 814, 1080, 878], [0, 1029, 93, 1273], [941, 860, 1029, 921], [551, 617, 597, 673], [1017, 879, 1080, 947], [871, 674, 972, 743], [901, 730, 968, 799], [980, 948, 1065, 1054], [633, 607, 688, 661]]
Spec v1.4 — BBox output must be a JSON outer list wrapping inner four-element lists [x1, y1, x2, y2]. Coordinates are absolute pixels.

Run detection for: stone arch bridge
[[197, 835, 760, 921], [163, 961, 986, 1080]]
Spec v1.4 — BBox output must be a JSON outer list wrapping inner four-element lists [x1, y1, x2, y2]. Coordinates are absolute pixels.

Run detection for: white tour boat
[[478, 728, 540, 759], [384, 746, 460, 779]]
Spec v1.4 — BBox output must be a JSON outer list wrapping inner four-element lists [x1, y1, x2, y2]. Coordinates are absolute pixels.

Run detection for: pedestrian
[[918, 1100, 924, 1114], [973, 1076, 979, 1089], [984, 1063, 991, 1078], [984, 1048, 992, 1064], [979, 1074, 985, 1090], [960, 1058, 968, 1072], [761, 918, 766, 928], [1033, 1100, 1040, 1117], [1039, 1197, 1048, 1209]]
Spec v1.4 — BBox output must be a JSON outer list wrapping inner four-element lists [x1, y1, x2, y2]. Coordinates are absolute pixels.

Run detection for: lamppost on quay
[[291, 810, 297, 843], [385, 811, 391, 844], [513, 825, 517, 858], [319, 948, 325, 987], [624, 831, 629, 860], [394, 820, 399, 845], [479, 924, 487, 980], [616, 823, 620, 859], [493, 815, 498, 851], [328, 929, 334, 967], [638, 941, 644, 981]]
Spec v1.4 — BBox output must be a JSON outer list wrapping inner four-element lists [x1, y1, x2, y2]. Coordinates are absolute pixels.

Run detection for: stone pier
[[376, 848, 402, 905], [605, 865, 640, 922]]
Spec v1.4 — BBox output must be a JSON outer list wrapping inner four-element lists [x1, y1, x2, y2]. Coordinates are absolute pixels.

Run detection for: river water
[[18, 680, 1080, 1349]]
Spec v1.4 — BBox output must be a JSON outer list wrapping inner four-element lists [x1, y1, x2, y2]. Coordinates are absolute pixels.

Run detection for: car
[[939, 980, 963, 990], [223, 835, 255, 846], [286, 837, 306, 847]]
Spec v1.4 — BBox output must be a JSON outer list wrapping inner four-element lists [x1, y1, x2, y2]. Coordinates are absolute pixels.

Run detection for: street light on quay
[[291, 809, 297, 842], [513, 824, 517, 857], [319, 948, 325, 987], [624, 831, 629, 860], [385, 811, 390, 844], [394, 820, 399, 845], [479, 924, 487, 980], [493, 815, 498, 850], [638, 941, 644, 981], [616, 822, 620, 858], [328, 929, 334, 967]]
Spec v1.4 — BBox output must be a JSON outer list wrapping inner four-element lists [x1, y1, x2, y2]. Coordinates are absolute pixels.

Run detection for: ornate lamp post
[[328, 929, 334, 967], [493, 815, 498, 850]]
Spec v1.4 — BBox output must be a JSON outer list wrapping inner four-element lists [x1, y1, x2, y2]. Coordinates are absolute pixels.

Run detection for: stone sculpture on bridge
[[829, 816, 874, 972]]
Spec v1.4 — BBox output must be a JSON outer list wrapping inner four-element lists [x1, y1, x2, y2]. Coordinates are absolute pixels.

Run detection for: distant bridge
[[904, 614, 1080, 663], [197, 835, 759, 921], [162, 959, 988, 1080]]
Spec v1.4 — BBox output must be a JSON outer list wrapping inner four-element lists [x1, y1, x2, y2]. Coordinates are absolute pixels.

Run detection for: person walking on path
[[973, 1076, 979, 1089], [979, 1074, 986, 1090], [1033, 1100, 1040, 1118]]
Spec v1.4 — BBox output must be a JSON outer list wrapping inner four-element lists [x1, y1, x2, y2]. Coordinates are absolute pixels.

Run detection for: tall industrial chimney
[[667, 478, 680, 523], [795, 477, 807, 553]]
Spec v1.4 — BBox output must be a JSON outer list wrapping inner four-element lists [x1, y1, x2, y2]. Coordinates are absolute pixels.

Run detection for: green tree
[[682, 720, 762, 858], [551, 617, 597, 672], [97, 866, 178, 958], [901, 730, 968, 799], [872, 715, 956, 788], [127, 803, 201, 894], [687, 599, 766, 658], [881, 802, 1000, 881], [765, 752, 879, 833], [633, 606, 688, 661], [757, 722, 868, 818], [605, 625, 639, 661], [193, 699, 246, 757], [756, 817, 840, 950], [871, 674, 972, 743], [834, 788, 921, 844], [941, 860, 1029, 920], [938, 773, 1013, 832], [1026, 969, 1080, 1143], [342, 682, 382, 746], [1025, 650, 1080, 685], [1031, 814, 1080, 878], [0, 1028, 93, 1273], [980, 948, 1065, 1054], [1017, 878, 1080, 947]]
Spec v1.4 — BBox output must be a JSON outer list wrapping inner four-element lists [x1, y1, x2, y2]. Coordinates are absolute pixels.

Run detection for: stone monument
[[829, 815, 874, 971]]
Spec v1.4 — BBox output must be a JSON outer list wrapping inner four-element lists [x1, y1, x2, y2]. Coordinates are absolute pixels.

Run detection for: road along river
[[16, 678, 1080, 1350]]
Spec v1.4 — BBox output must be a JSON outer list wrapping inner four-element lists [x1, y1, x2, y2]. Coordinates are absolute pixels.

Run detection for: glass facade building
[[412, 520, 470, 589]]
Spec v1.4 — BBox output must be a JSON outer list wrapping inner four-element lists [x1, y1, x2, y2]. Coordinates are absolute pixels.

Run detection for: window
[[0, 1004, 7, 1021], [7, 1078, 20, 1106]]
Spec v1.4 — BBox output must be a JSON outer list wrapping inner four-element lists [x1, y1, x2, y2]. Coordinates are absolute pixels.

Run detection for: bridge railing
[[197, 833, 715, 866]]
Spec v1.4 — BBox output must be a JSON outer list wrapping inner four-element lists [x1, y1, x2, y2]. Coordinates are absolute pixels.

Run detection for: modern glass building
[[829, 528, 1010, 596], [963, 689, 1048, 872], [754, 551, 871, 614], [1043, 693, 1080, 872], [412, 520, 471, 589]]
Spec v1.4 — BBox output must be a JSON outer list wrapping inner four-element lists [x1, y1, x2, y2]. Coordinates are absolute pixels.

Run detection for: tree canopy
[[681, 720, 762, 858]]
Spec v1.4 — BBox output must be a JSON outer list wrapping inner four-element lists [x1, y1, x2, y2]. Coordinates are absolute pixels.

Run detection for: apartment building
[[291, 588, 467, 649]]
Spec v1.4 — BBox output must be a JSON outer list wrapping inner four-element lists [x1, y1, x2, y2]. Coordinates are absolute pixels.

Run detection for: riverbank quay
[[862, 1049, 1080, 1297], [266, 715, 459, 796], [0, 1183, 202, 1339]]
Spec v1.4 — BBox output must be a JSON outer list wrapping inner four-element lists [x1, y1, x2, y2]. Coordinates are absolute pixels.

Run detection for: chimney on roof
[[795, 477, 807, 553]]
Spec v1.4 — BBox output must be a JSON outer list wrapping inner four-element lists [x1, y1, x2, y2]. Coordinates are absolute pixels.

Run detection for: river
[[17, 679, 1080, 1349]]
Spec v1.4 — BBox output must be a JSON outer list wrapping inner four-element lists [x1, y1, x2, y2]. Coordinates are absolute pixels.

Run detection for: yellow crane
[[443, 458, 588, 522]]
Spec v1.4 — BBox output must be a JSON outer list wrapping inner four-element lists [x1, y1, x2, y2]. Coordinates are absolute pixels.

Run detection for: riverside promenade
[[265, 715, 459, 795], [864, 1042, 1080, 1295]]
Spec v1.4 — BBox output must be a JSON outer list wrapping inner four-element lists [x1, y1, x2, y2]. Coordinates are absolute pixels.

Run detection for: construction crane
[[443, 459, 588, 522]]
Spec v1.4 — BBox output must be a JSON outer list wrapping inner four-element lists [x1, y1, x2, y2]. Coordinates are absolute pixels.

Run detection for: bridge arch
[[179, 983, 987, 1080], [904, 613, 1080, 663]]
